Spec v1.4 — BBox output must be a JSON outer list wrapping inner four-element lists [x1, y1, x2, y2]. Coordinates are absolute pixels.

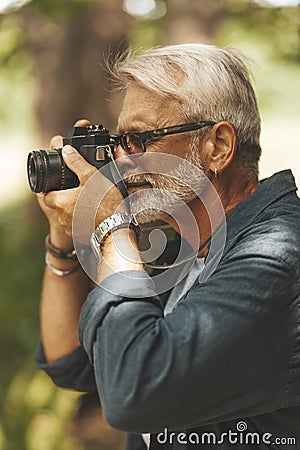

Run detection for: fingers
[[36, 192, 56, 213], [64, 119, 93, 184], [43, 189, 76, 210], [74, 119, 91, 127], [43, 189, 79, 236], [36, 193, 49, 214], [49, 119, 91, 150], [50, 135, 63, 150], [62, 145, 97, 184]]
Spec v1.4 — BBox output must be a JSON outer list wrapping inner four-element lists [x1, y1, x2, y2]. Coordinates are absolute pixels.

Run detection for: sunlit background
[[0, 0, 299, 207], [0, 1, 299, 449]]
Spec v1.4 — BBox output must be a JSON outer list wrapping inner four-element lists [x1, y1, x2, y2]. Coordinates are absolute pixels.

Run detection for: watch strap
[[90, 212, 140, 259]]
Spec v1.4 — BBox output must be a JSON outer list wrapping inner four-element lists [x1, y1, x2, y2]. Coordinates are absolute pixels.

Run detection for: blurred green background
[[0, 0, 299, 449]]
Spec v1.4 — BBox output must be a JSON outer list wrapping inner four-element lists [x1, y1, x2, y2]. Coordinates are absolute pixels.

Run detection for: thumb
[[62, 145, 97, 184]]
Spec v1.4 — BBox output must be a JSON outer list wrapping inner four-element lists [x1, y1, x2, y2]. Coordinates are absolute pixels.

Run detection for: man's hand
[[38, 120, 124, 245], [36, 127, 77, 250]]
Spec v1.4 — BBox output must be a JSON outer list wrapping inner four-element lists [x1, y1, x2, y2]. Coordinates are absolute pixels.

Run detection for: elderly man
[[36, 44, 300, 449]]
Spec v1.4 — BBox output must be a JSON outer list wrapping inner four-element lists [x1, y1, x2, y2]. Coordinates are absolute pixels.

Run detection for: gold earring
[[214, 168, 218, 178]]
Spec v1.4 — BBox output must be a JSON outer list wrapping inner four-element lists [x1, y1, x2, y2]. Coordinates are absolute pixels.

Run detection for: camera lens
[[27, 149, 79, 193]]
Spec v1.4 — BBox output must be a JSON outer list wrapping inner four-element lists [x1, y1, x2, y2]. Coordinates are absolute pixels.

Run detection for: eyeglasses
[[114, 121, 216, 156]]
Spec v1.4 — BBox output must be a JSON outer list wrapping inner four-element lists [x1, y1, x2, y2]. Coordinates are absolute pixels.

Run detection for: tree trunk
[[162, 0, 229, 44], [20, 0, 132, 145]]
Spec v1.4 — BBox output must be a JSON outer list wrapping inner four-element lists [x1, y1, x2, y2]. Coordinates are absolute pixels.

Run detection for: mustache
[[125, 173, 154, 185]]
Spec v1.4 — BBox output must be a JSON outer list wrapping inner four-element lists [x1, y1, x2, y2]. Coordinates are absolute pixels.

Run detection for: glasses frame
[[115, 121, 217, 155]]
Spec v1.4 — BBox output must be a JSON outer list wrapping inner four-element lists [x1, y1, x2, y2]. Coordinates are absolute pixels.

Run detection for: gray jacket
[[37, 170, 300, 449]]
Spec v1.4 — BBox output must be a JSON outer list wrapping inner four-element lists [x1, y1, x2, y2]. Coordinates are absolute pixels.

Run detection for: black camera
[[27, 124, 117, 193]]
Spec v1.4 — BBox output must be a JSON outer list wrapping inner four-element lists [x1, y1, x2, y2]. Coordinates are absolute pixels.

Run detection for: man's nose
[[114, 144, 140, 173], [114, 143, 129, 160]]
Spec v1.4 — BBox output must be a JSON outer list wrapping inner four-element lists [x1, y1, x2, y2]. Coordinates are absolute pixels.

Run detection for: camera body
[[63, 124, 114, 168], [27, 124, 116, 193]]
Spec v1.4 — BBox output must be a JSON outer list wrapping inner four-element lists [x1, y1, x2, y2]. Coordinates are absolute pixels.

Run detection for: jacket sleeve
[[35, 341, 97, 393], [78, 239, 299, 434]]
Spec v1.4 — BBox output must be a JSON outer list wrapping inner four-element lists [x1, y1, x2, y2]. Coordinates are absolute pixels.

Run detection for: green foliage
[[128, 16, 165, 50], [0, 15, 33, 131], [0, 198, 45, 370], [0, 197, 85, 450], [221, 1, 300, 62], [0, 15, 23, 66], [1, 365, 82, 450], [217, 1, 300, 118], [30, 0, 91, 21]]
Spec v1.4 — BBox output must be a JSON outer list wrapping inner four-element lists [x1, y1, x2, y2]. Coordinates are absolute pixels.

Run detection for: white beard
[[125, 150, 209, 224]]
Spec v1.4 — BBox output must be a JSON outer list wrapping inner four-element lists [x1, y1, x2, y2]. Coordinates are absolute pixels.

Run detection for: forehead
[[117, 83, 181, 131]]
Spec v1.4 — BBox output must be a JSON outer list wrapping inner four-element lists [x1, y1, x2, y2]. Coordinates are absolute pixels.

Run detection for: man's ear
[[202, 121, 237, 175]]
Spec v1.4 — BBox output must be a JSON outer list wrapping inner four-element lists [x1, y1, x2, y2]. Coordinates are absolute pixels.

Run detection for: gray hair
[[112, 43, 262, 174]]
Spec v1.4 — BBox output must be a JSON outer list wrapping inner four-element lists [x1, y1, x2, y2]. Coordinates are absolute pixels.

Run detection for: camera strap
[[106, 147, 131, 209]]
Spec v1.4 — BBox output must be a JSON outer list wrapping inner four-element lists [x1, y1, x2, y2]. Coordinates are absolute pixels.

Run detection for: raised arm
[[37, 121, 95, 364]]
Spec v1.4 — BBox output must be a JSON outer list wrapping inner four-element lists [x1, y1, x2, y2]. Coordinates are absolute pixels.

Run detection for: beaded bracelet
[[45, 234, 77, 260], [45, 251, 81, 276]]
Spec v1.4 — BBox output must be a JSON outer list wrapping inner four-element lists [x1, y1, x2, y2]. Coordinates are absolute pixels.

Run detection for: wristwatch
[[90, 212, 140, 259]]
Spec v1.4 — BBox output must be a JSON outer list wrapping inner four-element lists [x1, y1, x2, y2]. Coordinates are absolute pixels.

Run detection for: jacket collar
[[223, 169, 298, 251]]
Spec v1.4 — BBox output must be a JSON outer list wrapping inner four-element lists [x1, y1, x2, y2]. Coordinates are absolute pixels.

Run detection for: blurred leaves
[[2, 364, 82, 450], [33, 0, 91, 18], [0, 198, 86, 450], [223, 0, 300, 61], [0, 14, 33, 129], [0, 198, 46, 394], [0, 15, 22, 65]]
